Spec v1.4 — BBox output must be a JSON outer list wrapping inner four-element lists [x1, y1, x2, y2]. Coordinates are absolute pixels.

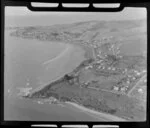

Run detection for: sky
[[5, 6, 147, 27]]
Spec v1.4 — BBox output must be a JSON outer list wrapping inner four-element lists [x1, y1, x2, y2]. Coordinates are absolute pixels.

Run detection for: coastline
[[65, 101, 126, 121], [12, 35, 125, 121], [29, 42, 86, 94], [11, 33, 125, 121]]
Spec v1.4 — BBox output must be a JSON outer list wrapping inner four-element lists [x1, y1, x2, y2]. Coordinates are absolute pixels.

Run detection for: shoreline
[[12, 34, 126, 121], [13, 35, 124, 121], [65, 101, 127, 121], [29, 42, 86, 94]]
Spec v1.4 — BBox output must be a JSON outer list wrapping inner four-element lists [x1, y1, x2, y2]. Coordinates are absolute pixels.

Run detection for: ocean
[[4, 30, 101, 121]]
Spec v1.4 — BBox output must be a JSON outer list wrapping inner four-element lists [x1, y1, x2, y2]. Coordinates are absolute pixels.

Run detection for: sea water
[[4, 30, 99, 121]]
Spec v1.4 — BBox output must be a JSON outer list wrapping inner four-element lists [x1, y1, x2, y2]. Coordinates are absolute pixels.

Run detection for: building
[[132, 77, 136, 80], [113, 86, 119, 91], [85, 65, 93, 70], [136, 72, 141, 76], [126, 80, 130, 84], [138, 88, 143, 93], [142, 70, 146, 73], [120, 87, 126, 92], [108, 67, 111, 70], [134, 70, 141, 76], [144, 79, 147, 83]]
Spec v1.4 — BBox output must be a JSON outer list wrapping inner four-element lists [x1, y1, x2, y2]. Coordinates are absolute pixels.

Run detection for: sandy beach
[[65, 101, 126, 121]]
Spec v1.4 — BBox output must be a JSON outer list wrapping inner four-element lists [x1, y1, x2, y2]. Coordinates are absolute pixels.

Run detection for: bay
[[4, 31, 98, 121]]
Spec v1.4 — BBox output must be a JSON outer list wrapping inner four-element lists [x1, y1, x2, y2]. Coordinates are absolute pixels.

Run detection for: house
[[138, 88, 143, 93], [85, 65, 93, 70], [144, 79, 147, 83], [134, 70, 141, 76], [108, 67, 111, 70], [132, 77, 136, 80], [136, 72, 141, 76], [113, 86, 119, 91], [120, 87, 126, 92], [126, 80, 130, 84], [142, 70, 146, 73]]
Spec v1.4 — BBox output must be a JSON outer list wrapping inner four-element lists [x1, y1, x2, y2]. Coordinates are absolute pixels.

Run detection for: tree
[[108, 109, 117, 114]]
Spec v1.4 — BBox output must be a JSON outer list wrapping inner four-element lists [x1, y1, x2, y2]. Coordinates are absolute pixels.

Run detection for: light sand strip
[[65, 102, 126, 121], [42, 45, 71, 65]]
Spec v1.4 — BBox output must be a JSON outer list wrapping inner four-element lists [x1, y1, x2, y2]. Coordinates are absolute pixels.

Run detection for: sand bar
[[42, 44, 71, 65]]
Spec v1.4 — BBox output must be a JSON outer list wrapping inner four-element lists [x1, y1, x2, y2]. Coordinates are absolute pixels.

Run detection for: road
[[88, 86, 126, 95], [87, 74, 147, 97], [127, 74, 146, 96]]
